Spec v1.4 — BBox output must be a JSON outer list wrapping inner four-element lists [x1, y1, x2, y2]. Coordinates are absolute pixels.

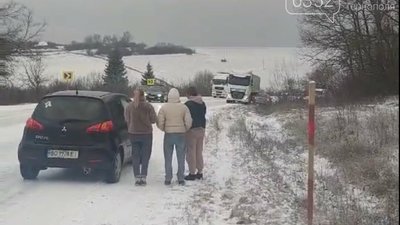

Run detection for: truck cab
[[226, 72, 261, 104], [211, 73, 229, 98]]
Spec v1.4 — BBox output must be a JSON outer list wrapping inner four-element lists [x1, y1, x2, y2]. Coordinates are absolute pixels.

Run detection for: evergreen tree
[[103, 48, 128, 87], [141, 62, 155, 85]]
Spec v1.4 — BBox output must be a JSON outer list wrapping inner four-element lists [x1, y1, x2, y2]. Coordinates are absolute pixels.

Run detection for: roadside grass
[[254, 101, 305, 116], [168, 98, 399, 225], [280, 101, 399, 224], [227, 116, 305, 224], [176, 110, 307, 224]]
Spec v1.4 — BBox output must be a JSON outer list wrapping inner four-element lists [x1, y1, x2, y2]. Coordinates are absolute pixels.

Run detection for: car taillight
[[26, 118, 44, 131], [86, 121, 113, 134]]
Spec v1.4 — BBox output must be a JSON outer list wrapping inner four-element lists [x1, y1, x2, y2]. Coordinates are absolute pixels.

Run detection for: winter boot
[[184, 174, 197, 181], [178, 180, 186, 186], [140, 177, 147, 186], [135, 178, 141, 186], [164, 180, 172, 186], [196, 173, 203, 180]]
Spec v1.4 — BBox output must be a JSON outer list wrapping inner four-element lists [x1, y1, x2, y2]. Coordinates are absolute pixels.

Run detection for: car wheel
[[20, 164, 40, 180], [105, 151, 122, 183]]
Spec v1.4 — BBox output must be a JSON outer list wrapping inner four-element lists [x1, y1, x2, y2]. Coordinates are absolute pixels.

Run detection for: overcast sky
[[18, 0, 300, 47]]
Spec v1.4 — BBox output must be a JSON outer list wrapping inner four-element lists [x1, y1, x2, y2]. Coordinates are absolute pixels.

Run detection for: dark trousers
[[129, 134, 153, 178]]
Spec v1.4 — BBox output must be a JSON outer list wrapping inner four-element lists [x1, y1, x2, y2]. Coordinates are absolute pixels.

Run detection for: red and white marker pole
[[307, 81, 316, 225]]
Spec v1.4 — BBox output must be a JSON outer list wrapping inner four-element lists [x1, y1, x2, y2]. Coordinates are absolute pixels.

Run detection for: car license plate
[[47, 150, 79, 159]]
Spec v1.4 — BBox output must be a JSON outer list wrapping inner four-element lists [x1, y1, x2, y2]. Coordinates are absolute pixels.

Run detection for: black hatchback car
[[145, 85, 169, 102], [18, 91, 132, 183]]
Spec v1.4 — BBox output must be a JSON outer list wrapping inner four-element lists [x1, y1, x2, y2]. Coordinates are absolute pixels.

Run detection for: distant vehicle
[[18, 91, 132, 183], [254, 93, 273, 105], [226, 72, 261, 104], [254, 92, 281, 105], [145, 85, 169, 102], [211, 73, 229, 98]]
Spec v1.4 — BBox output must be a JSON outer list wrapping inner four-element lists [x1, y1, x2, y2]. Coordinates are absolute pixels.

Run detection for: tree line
[[65, 32, 195, 56]]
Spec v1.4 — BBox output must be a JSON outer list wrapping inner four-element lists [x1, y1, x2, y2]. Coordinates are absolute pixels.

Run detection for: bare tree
[[300, 0, 399, 99], [270, 60, 303, 93], [120, 31, 132, 44], [20, 53, 48, 99], [191, 70, 214, 96], [0, 1, 46, 83]]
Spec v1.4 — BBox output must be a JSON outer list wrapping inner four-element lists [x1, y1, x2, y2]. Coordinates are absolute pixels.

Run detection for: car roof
[[44, 90, 126, 101], [146, 85, 168, 91]]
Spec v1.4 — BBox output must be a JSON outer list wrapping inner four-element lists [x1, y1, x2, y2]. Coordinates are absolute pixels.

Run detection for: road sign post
[[307, 81, 316, 225]]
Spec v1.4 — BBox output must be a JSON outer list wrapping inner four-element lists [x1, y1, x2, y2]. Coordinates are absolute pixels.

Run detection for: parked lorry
[[211, 73, 229, 98], [226, 72, 261, 104]]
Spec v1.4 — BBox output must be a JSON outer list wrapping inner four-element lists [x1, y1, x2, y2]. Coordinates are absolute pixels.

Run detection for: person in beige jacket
[[157, 88, 192, 185]]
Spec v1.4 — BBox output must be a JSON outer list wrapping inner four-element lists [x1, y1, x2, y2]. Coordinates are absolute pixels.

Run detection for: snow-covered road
[[0, 98, 227, 225]]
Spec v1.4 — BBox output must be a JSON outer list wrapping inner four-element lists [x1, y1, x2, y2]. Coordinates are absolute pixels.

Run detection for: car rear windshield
[[33, 96, 108, 123], [148, 86, 166, 92]]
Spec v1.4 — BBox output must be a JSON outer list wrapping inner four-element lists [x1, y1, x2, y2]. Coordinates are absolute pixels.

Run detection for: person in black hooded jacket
[[184, 87, 207, 181]]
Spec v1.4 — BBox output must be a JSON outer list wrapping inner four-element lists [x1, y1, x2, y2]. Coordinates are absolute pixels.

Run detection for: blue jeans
[[163, 133, 186, 182], [130, 134, 153, 178]]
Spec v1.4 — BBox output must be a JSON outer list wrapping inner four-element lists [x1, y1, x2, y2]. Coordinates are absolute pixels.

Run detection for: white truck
[[226, 72, 261, 104], [211, 73, 229, 98]]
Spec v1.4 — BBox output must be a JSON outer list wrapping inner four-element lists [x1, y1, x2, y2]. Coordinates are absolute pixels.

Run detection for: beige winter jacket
[[157, 88, 192, 133]]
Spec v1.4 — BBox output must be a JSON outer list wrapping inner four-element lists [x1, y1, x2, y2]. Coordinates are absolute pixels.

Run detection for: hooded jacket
[[185, 95, 206, 129], [157, 88, 192, 133]]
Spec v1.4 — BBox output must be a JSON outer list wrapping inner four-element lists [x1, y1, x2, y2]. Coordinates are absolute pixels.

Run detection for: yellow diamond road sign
[[146, 78, 155, 86], [62, 71, 74, 81]]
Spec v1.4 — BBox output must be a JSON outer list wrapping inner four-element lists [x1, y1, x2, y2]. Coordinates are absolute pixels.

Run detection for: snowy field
[[12, 47, 311, 88]]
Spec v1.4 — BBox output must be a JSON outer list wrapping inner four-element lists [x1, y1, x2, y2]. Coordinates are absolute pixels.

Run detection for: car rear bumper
[[18, 142, 115, 170]]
